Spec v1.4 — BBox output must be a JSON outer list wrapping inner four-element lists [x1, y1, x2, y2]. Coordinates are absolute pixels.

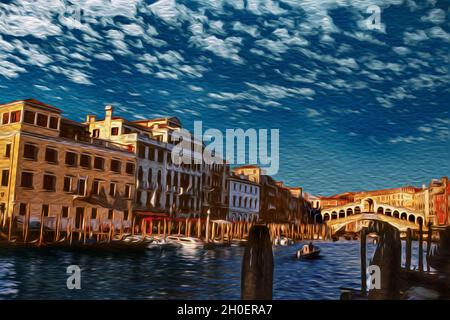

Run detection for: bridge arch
[[363, 198, 375, 212]]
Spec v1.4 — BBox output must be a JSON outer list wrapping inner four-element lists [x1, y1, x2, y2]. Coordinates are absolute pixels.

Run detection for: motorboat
[[166, 235, 204, 248], [296, 243, 320, 259], [273, 236, 294, 246]]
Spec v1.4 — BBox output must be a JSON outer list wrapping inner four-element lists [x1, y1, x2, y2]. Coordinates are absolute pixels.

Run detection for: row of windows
[[22, 144, 135, 174], [2, 110, 59, 129], [17, 203, 129, 221], [233, 182, 258, 194], [232, 195, 259, 209], [137, 144, 165, 163], [17, 171, 133, 198]]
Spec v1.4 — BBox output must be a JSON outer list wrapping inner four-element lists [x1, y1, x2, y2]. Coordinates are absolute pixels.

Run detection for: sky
[[0, 0, 448, 195]]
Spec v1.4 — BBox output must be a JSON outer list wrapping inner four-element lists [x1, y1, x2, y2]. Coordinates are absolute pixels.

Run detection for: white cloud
[[392, 46, 411, 55], [421, 8, 446, 24], [94, 53, 115, 61], [190, 35, 243, 64]]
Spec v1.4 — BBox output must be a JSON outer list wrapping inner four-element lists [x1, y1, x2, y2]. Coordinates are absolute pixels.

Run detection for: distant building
[[429, 177, 449, 226], [227, 172, 260, 222], [233, 165, 309, 223]]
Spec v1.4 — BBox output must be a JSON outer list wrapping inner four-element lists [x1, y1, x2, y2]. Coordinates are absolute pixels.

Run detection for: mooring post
[[360, 227, 367, 295], [405, 228, 412, 270], [418, 220, 424, 273], [241, 225, 273, 300], [426, 222, 432, 272]]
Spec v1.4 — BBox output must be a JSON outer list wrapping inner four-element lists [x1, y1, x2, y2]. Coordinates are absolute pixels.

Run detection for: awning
[[135, 211, 169, 217]]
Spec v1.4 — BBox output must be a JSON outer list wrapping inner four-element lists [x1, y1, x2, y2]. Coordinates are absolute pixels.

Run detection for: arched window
[[138, 166, 144, 187], [157, 171, 161, 184], [147, 168, 152, 186]]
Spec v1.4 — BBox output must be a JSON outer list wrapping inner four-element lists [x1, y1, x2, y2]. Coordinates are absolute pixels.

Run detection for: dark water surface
[[0, 241, 427, 300]]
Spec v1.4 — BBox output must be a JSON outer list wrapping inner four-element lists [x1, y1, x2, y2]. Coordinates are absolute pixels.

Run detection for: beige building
[[0, 99, 136, 233], [353, 186, 421, 210]]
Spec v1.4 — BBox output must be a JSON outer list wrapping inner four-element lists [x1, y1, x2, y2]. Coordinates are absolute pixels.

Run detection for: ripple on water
[[0, 240, 430, 299]]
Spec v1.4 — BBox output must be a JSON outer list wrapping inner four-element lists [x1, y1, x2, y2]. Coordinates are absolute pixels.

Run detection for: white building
[[228, 173, 260, 222], [86, 106, 203, 218]]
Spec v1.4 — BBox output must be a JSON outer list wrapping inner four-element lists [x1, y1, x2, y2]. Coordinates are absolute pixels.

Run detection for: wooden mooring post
[[405, 228, 412, 270], [241, 225, 273, 300], [360, 227, 367, 295], [418, 220, 424, 273]]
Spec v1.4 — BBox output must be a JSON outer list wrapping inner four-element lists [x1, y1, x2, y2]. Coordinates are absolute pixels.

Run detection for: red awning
[[135, 211, 169, 217]]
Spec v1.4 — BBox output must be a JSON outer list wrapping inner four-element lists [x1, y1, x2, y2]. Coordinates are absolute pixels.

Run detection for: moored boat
[[166, 235, 204, 248]]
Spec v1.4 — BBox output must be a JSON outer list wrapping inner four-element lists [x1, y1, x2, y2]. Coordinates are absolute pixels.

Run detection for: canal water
[[0, 241, 428, 300]]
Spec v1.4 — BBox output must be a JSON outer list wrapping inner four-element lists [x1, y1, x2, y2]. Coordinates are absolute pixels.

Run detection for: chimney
[[104, 105, 113, 139], [86, 115, 96, 123], [105, 105, 113, 120]]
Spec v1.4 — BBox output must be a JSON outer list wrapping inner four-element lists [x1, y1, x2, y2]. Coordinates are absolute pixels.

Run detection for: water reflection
[[0, 240, 429, 300]]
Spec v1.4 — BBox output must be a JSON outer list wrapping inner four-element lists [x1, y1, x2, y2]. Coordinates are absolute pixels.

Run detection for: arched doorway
[[385, 209, 392, 216], [323, 213, 330, 221], [393, 211, 399, 219], [354, 206, 361, 215], [347, 208, 353, 216], [400, 212, 407, 220], [339, 210, 345, 218], [408, 215, 415, 223], [331, 212, 337, 220], [377, 207, 384, 214], [417, 217, 424, 226], [363, 198, 374, 212]]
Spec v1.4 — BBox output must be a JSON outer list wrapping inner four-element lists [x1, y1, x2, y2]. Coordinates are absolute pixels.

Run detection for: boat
[[166, 235, 204, 248], [273, 236, 294, 246], [230, 239, 248, 247], [296, 244, 320, 259]]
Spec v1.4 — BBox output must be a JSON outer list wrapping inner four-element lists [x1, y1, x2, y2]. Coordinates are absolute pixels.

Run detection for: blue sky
[[0, 0, 448, 195]]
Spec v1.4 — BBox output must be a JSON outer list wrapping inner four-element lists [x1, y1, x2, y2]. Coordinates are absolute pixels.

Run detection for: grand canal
[[0, 241, 427, 300]]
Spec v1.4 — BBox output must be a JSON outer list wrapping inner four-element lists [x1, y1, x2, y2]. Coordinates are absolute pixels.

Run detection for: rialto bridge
[[320, 197, 426, 233]]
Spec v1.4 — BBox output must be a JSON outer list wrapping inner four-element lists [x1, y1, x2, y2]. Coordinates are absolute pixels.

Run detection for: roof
[[233, 164, 260, 170], [132, 116, 182, 127], [0, 98, 61, 113]]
